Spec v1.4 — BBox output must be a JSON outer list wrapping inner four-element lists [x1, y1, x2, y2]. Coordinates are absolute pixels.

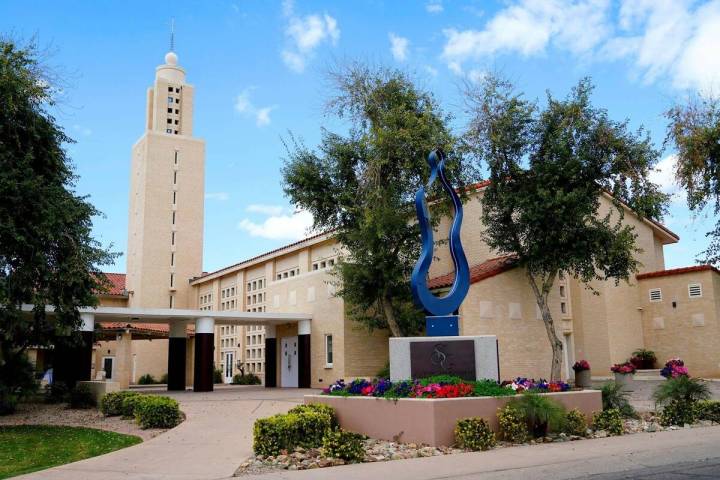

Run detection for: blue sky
[[2, 0, 719, 273]]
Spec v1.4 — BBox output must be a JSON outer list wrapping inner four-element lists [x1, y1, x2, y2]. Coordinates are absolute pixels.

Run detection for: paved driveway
[[19, 386, 319, 480]]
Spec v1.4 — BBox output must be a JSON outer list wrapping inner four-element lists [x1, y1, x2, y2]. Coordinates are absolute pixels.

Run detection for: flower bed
[[323, 376, 570, 399], [307, 389, 602, 446]]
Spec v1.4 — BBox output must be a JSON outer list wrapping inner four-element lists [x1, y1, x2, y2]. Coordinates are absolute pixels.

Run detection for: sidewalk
[[241, 426, 720, 480], [18, 387, 317, 480]]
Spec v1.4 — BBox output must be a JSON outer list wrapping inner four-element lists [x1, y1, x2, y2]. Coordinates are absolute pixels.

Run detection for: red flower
[[361, 385, 374, 396]]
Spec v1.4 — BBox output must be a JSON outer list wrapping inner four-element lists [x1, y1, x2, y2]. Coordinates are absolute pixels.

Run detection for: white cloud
[[234, 88, 277, 127], [609, 0, 720, 91], [281, 1, 340, 73], [238, 209, 314, 240], [205, 192, 229, 201], [246, 204, 285, 216], [424, 65, 439, 77], [426, 1, 443, 14], [650, 154, 686, 204], [441, 0, 611, 71], [389, 33, 409, 62]]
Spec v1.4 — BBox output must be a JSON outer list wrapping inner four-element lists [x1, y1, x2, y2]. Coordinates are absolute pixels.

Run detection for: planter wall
[[306, 390, 602, 447]]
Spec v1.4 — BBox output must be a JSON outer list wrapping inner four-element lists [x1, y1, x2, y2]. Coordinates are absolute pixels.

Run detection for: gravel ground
[[0, 402, 168, 441]]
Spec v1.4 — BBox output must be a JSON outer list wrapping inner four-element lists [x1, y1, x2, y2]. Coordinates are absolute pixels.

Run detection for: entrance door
[[281, 336, 298, 387], [103, 356, 114, 380], [224, 351, 234, 383]]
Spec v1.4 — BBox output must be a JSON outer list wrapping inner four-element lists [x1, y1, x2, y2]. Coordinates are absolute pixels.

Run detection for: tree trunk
[[381, 296, 404, 337], [526, 271, 564, 381]]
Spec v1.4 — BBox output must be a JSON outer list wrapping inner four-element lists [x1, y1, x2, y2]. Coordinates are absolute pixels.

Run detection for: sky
[[2, 0, 719, 273]]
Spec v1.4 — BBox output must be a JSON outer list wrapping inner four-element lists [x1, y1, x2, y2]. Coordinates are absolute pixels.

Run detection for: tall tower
[[126, 49, 205, 309]]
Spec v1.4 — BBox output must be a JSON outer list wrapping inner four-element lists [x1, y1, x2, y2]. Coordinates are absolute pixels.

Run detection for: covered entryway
[[22, 305, 312, 392]]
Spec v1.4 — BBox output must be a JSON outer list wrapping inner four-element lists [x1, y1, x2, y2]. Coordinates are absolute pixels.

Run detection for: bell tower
[[126, 47, 205, 309]]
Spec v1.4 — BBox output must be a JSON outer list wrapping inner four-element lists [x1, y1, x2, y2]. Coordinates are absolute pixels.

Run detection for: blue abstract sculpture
[[411, 150, 470, 336]]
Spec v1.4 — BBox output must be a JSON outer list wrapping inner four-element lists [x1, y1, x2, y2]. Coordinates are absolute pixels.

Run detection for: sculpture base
[[389, 335, 499, 382], [426, 315, 459, 336]]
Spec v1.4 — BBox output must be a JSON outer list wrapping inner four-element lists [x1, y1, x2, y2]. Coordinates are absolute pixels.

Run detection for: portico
[[27, 305, 312, 392]]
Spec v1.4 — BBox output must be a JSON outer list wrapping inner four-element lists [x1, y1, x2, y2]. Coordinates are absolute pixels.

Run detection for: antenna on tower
[[170, 18, 175, 52]]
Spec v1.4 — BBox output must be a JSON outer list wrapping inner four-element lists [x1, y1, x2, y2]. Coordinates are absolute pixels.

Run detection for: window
[[329, 259, 335, 266], [689, 283, 703, 298], [175, 88, 180, 93], [173, 171, 177, 184], [560, 302, 567, 314], [174, 130, 178, 134], [325, 335, 333, 367], [559, 285, 566, 298], [174, 151, 178, 164], [169, 296, 174, 308], [170, 273, 174, 287], [320, 261, 326, 269], [167, 108, 172, 113], [283, 272, 288, 278], [174, 120, 179, 125], [166, 128, 172, 134], [175, 109, 179, 114], [168, 86, 174, 92], [167, 118, 172, 124], [171, 231, 175, 245], [175, 98, 180, 103], [167, 96, 173, 104], [172, 191, 176, 204], [172, 211, 176, 225], [649, 288, 662, 302], [313, 263, 318, 271], [170, 252, 174, 266]]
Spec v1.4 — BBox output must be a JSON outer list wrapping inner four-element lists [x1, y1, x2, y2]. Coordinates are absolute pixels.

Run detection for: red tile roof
[[100, 273, 127, 296], [636, 264, 720, 280], [428, 255, 517, 289], [99, 322, 195, 337]]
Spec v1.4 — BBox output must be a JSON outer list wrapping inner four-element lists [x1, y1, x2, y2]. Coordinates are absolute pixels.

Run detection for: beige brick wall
[[639, 270, 720, 377]]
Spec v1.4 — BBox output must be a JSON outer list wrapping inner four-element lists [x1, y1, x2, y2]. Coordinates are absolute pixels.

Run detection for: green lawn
[[0, 425, 142, 479]]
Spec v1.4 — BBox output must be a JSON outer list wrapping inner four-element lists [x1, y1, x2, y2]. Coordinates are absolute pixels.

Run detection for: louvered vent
[[649, 288, 662, 302], [688, 283, 702, 298]]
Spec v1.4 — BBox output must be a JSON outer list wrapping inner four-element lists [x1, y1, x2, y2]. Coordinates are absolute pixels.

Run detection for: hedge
[[133, 395, 181, 429], [253, 404, 336, 456], [100, 391, 142, 417]]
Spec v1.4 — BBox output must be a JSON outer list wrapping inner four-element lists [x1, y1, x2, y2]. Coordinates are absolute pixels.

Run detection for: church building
[[78, 48, 720, 391]]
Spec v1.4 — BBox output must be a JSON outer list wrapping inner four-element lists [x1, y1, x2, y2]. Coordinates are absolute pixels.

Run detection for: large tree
[[665, 94, 720, 265], [464, 76, 668, 380], [282, 64, 474, 337], [0, 40, 116, 408]]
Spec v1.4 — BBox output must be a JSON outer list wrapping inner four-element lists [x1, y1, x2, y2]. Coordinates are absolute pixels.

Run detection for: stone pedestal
[[389, 335, 499, 382]]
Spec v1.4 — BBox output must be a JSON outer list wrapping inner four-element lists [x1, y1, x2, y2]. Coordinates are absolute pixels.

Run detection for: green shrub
[[213, 368, 223, 384], [419, 375, 463, 386], [472, 380, 515, 397], [231, 373, 261, 385], [376, 362, 390, 379], [322, 429, 365, 462], [563, 409, 588, 437], [121, 393, 143, 418], [696, 400, 720, 423], [509, 392, 566, 437], [133, 395, 181, 429], [0, 389, 18, 415], [253, 413, 296, 456], [653, 376, 711, 407], [288, 403, 338, 429], [659, 400, 697, 426], [100, 391, 141, 416], [454, 417, 496, 451], [44, 381, 70, 404], [497, 405, 528, 443], [253, 405, 337, 456], [137, 374, 157, 385], [592, 408, 623, 435], [69, 384, 96, 409], [160, 373, 169, 384], [600, 381, 636, 418]]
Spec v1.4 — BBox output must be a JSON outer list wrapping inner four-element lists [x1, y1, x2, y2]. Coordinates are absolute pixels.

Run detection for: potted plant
[[660, 358, 689, 379], [630, 349, 657, 370], [572, 360, 592, 388], [611, 362, 636, 389]]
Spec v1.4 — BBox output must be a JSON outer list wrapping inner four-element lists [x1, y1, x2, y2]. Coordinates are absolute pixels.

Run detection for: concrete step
[[634, 369, 663, 380]]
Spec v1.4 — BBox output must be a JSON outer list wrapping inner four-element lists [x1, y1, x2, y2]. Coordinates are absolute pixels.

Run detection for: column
[[54, 312, 94, 387], [297, 320, 311, 388], [193, 317, 214, 392], [167, 322, 187, 391], [115, 330, 133, 389], [264, 325, 277, 388]]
